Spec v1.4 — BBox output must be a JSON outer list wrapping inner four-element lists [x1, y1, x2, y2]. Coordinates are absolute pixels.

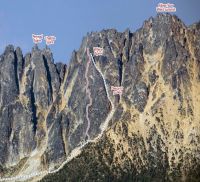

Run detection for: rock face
[[0, 14, 200, 181]]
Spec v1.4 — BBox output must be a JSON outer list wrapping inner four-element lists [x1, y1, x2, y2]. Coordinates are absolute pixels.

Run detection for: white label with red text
[[93, 47, 104, 56], [111, 86, 124, 96], [32, 34, 43, 44], [44, 35, 56, 45], [156, 3, 176, 12]]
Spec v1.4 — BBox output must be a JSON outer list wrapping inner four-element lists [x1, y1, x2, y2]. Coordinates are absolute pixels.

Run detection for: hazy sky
[[0, 0, 199, 63]]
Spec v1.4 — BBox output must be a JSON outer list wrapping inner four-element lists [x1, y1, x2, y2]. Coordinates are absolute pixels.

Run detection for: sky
[[0, 0, 199, 64]]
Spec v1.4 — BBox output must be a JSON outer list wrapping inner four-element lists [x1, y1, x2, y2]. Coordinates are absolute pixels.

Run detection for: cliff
[[0, 14, 200, 181]]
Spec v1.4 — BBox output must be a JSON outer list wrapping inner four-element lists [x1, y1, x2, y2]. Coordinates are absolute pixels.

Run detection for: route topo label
[[44, 35, 56, 45], [111, 86, 123, 96], [32, 34, 43, 44], [93, 47, 104, 56], [156, 3, 176, 13]]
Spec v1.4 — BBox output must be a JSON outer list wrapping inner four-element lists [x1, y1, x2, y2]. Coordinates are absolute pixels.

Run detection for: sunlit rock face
[[0, 14, 200, 181]]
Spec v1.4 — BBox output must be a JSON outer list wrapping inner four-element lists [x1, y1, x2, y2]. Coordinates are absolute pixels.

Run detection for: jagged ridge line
[[0, 50, 115, 182]]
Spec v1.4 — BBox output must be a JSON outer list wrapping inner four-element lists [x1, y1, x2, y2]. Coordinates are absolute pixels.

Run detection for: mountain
[[0, 13, 200, 181]]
